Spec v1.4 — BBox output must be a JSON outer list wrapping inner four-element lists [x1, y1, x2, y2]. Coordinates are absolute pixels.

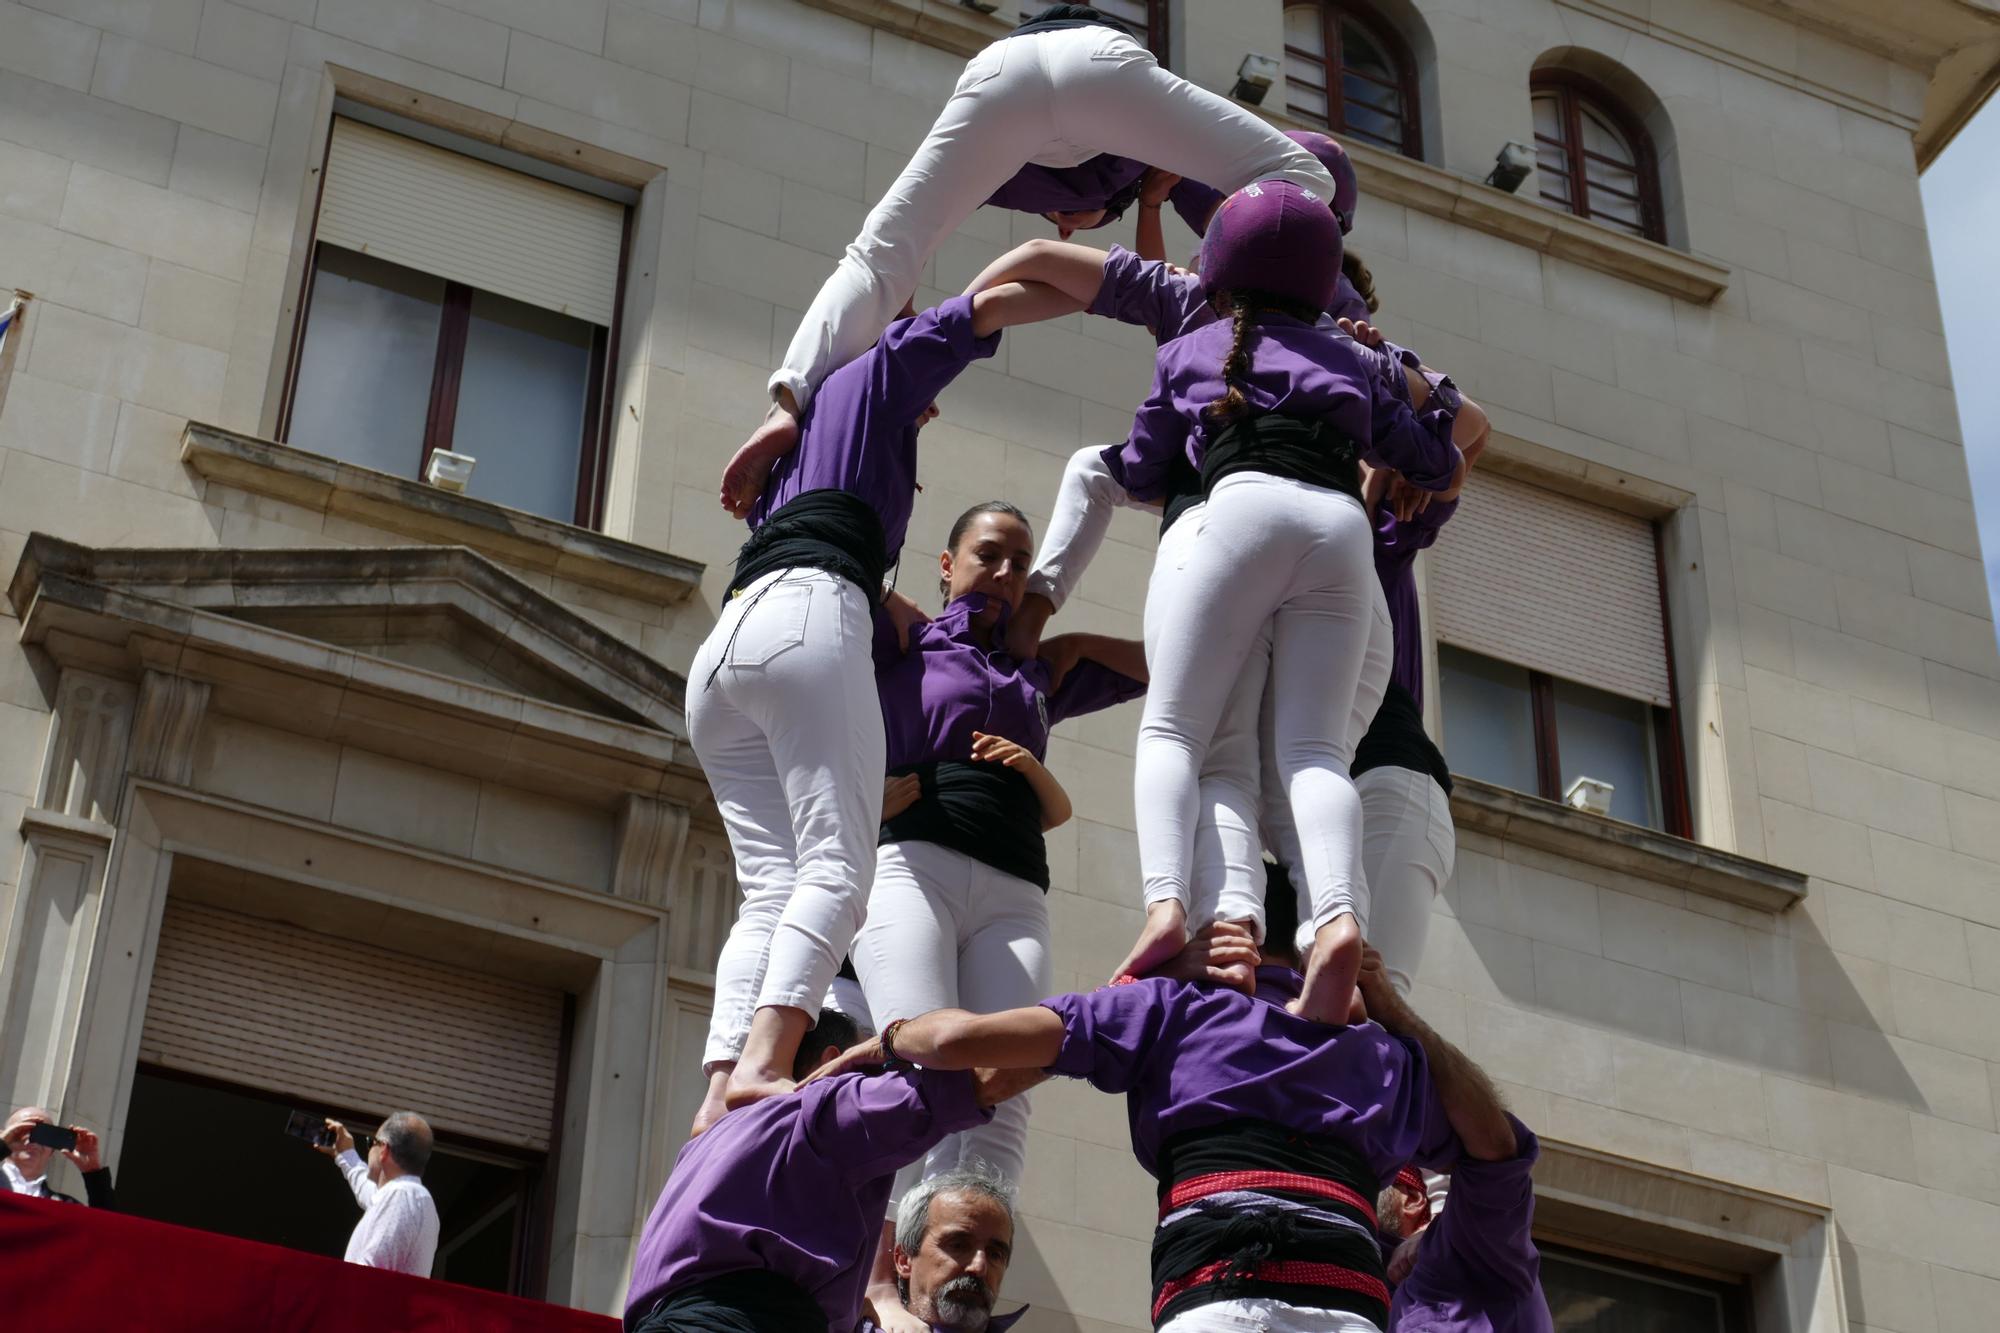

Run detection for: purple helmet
[[1199, 180, 1343, 311], [1168, 130, 1361, 236]]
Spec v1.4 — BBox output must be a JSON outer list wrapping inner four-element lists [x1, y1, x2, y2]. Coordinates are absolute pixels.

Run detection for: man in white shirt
[[315, 1110, 441, 1276], [3, 1105, 114, 1207]]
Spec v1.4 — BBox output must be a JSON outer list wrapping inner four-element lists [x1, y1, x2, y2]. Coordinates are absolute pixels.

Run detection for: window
[[1429, 473, 1690, 836], [1540, 1243, 1752, 1332], [1283, 2, 1421, 157], [1019, 2, 1168, 62], [280, 118, 628, 528], [1532, 72, 1664, 242]]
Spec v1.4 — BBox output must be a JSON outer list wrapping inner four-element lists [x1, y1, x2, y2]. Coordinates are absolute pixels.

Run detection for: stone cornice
[[7, 535, 709, 807], [1449, 776, 1808, 912], [798, 0, 1006, 57], [1330, 134, 1733, 305], [180, 423, 705, 608]]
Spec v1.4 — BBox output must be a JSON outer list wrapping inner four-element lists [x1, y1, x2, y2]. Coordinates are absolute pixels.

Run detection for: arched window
[[1531, 72, 1664, 242], [1283, 2, 1422, 158]]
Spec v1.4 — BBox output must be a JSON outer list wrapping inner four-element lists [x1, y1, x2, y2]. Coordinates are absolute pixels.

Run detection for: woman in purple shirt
[[853, 500, 1145, 1322], [1109, 181, 1462, 1028], [688, 279, 1089, 1133], [722, 4, 1336, 520]]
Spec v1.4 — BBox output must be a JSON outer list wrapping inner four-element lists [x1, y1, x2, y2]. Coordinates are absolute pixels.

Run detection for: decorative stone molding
[[127, 672, 210, 787], [34, 670, 135, 824], [614, 793, 690, 909], [1, 806, 116, 1112], [668, 827, 739, 981], [1330, 135, 1731, 304], [1450, 776, 1807, 911], [180, 424, 704, 607], [798, 0, 1006, 57]]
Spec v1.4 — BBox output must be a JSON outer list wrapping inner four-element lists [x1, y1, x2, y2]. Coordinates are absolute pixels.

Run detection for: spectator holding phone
[[2, 1105, 114, 1208], [314, 1111, 440, 1276]]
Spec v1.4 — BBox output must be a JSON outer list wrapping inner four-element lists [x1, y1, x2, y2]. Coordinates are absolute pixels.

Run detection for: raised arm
[[962, 239, 1114, 307], [1358, 949, 1517, 1162], [969, 279, 1089, 336], [1133, 168, 1181, 263]]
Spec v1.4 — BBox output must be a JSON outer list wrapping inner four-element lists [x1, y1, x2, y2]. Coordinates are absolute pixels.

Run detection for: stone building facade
[[1, 0, 1997, 1327]]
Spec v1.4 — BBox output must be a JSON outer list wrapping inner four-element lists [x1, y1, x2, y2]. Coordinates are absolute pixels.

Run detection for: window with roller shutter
[[1429, 471, 1691, 835]]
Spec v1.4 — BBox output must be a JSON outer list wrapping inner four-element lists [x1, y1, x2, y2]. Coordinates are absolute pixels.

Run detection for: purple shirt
[[986, 155, 1147, 217], [752, 296, 1000, 555], [1390, 1118, 1552, 1333], [625, 1069, 991, 1329], [1087, 244, 1369, 348], [874, 594, 1145, 767], [1374, 498, 1457, 707], [1041, 967, 1457, 1182], [857, 1312, 1029, 1333], [1107, 313, 1461, 503]]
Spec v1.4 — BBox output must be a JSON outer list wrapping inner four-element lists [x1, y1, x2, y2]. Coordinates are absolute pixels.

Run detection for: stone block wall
[[0, 1, 1996, 1327]]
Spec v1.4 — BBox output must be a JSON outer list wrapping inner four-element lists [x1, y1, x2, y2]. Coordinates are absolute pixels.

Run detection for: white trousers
[[772, 27, 1334, 410], [1158, 1298, 1382, 1332], [689, 569, 886, 1070], [851, 840, 1052, 1203], [1028, 445, 1154, 614], [1355, 765, 1456, 996], [1136, 474, 1387, 939]]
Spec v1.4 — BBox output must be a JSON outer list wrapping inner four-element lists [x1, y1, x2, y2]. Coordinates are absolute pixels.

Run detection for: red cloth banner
[[0, 1192, 622, 1332]]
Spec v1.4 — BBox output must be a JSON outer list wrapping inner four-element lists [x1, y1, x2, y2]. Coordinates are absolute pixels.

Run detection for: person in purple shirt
[[625, 1007, 1045, 1333], [1144, 129, 1376, 326], [1359, 953, 1555, 1333], [723, 4, 1336, 521], [689, 279, 1088, 1135], [1103, 182, 1462, 1028], [806, 891, 1469, 1332], [852, 499, 1145, 1323]]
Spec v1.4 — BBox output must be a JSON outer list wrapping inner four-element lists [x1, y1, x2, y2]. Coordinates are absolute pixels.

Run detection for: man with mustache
[[865, 1163, 1026, 1333]]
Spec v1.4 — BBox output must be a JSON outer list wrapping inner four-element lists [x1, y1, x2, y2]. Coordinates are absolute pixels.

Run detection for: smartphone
[[283, 1109, 336, 1149], [27, 1122, 78, 1152]]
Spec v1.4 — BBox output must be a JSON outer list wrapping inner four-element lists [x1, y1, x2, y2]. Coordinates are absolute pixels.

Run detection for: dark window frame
[[1283, 0, 1424, 159], [1537, 1239, 1755, 1333], [1441, 518, 1692, 839], [1531, 68, 1666, 243], [276, 128, 629, 532]]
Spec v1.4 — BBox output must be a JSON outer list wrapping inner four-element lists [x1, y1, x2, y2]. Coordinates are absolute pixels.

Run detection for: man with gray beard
[[867, 1163, 1027, 1333]]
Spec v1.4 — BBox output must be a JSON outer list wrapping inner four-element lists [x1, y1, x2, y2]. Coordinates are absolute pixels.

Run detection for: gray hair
[[378, 1111, 433, 1176], [894, 1160, 1017, 1258]]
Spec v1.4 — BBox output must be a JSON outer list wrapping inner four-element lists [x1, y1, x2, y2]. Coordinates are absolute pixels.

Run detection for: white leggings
[[850, 840, 1052, 1203], [689, 569, 886, 1070], [1137, 473, 1385, 939], [1355, 765, 1456, 995], [1157, 1298, 1381, 1332], [772, 27, 1333, 410]]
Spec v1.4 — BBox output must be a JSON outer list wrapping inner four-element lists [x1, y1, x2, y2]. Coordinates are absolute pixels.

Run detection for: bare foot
[[1112, 900, 1190, 982], [1288, 912, 1362, 1026], [723, 1066, 796, 1109], [690, 1067, 734, 1136], [720, 398, 800, 518]]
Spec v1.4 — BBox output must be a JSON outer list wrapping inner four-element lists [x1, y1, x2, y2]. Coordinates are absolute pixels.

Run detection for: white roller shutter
[[317, 117, 623, 327], [140, 899, 565, 1152], [1429, 472, 1672, 706]]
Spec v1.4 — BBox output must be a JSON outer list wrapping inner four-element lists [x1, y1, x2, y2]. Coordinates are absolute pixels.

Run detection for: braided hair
[[1203, 289, 1326, 425]]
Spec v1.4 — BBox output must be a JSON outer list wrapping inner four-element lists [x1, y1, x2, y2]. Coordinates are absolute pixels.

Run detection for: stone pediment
[[8, 538, 684, 732]]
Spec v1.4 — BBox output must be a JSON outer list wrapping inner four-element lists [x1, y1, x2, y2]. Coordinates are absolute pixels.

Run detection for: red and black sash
[[1150, 1119, 1389, 1329]]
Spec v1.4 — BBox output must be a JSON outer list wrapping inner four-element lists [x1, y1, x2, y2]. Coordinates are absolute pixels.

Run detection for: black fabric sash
[[880, 760, 1051, 891], [1157, 454, 1203, 538], [627, 1270, 827, 1333], [1013, 5, 1135, 38], [1149, 1119, 1390, 1330], [729, 489, 887, 601], [1200, 413, 1362, 501], [1352, 681, 1453, 794]]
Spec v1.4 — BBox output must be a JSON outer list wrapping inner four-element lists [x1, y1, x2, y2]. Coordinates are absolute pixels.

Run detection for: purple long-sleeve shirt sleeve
[[801, 1065, 992, 1185], [753, 296, 1000, 554], [1088, 244, 1212, 345], [1389, 1117, 1552, 1333]]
